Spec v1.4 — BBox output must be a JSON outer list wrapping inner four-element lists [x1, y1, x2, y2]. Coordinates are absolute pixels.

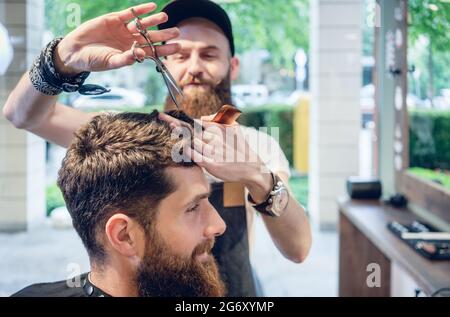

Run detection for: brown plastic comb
[[211, 105, 242, 125]]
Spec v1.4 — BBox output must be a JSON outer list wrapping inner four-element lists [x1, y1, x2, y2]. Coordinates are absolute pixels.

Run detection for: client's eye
[[186, 203, 200, 213]]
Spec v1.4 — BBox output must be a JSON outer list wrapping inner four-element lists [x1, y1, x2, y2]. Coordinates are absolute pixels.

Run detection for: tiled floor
[[0, 217, 338, 297], [251, 215, 338, 297], [0, 222, 90, 297]]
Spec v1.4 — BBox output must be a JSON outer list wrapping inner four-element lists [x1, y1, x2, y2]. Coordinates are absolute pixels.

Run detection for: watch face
[[271, 188, 289, 216]]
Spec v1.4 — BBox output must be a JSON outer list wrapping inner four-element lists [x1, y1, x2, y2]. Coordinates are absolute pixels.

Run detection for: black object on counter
[[346, 177, 382, 200], [387, 220, 450, 260]]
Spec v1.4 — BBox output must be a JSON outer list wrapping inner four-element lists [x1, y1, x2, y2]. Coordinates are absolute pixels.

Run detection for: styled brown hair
[[57, 111, 195, 263]]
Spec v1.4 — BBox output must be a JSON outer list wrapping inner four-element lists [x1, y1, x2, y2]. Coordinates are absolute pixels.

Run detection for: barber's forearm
[[2, 39, 78, 130], [261, 196, 312, 263], [245, 170, 312, 263], [3, 73, 58, 130]]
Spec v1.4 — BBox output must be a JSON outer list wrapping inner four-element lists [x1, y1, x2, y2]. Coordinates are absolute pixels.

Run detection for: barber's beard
[[164, 72, 233, 119], [136, 229, 226, 297]]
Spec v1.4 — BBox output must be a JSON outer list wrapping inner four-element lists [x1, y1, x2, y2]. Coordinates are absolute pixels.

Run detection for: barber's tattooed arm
[[159, 111, 312, 263], [3, 2, 181, 148]]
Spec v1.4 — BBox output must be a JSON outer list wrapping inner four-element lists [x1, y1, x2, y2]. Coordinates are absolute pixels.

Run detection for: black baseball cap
[[158, 0, 235, 56]]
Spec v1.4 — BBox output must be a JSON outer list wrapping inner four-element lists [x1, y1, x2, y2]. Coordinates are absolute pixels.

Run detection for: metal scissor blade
[[130, 8, 183, 109], [154, 60, 183, 109], [162, 65, 184, 97], [162, 72, 183, 109]]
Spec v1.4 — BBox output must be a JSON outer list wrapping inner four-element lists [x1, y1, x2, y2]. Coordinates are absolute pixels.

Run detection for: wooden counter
[[338, 197, 450, 297]]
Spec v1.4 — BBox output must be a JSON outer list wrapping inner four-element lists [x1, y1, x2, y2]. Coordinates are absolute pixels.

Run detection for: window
[[400, 0, 450, 222]]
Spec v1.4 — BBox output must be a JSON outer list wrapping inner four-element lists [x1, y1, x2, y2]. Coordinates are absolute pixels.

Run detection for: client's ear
[[104, 214, 145, 258]]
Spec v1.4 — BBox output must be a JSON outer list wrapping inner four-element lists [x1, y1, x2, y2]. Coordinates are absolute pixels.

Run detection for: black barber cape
[[11, 273, 111, 297]]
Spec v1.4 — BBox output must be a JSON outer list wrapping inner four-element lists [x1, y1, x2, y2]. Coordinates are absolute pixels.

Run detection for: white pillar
[[309, 0, 362, 229], [0, 0, 46, 232]]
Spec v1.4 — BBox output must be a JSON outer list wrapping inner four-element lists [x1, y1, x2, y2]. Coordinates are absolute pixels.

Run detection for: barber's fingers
[[193, 138, 216, 158], [132, 39, 180, 59], [131, 27, 180, 58], [105, 35, 178, 69], [185, 146, 214, 166], [161, 113, 235, 150], [125, 12, 169, 33], [198, 118, 239, 129], [117, 2, 158, 22], [200, 114, 216, 121], [196, 121, 240, 146], [141, 28, 179, 44], [193, 119, 222, 135], [201, 130, 217, 143], [190, 120, 228, 145], [154, 43, 181, 57], [106, 41, 180, 70], [159, 112, 184, 127], [198, 110, 241, 127], [106, 48, 146, 69]]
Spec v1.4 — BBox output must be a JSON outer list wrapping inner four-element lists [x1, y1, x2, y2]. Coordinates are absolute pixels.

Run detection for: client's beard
[[164, 72, 233, 119], [136, 229, 226, 297]]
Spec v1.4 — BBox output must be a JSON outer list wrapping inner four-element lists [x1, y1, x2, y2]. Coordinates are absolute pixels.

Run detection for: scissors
[[130, 8, 183, 109]]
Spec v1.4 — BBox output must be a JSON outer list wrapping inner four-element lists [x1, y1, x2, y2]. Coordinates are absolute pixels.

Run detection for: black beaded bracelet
[[29, 38, 110, 96]]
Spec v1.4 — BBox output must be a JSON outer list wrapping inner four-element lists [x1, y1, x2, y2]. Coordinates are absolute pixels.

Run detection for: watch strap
[[247, 172, 277, 217]]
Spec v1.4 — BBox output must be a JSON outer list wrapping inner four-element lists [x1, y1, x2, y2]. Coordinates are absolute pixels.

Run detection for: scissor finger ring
[[131, 41, 145, 63]]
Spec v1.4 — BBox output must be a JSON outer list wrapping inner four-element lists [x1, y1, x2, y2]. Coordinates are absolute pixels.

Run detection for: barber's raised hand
[[54, 2, 180, 76]]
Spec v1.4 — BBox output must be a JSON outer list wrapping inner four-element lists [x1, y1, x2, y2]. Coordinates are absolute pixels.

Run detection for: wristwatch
[[248, 172, 289, 217]]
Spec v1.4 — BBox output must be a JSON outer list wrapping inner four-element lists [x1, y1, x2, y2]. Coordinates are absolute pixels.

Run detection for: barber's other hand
[[54, 2, 180, 76], [158, 111, 265, 183], [158, 112, 273, 203]]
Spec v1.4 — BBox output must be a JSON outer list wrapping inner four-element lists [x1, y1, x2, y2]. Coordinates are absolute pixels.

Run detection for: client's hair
[[57, 111, 195, 263]]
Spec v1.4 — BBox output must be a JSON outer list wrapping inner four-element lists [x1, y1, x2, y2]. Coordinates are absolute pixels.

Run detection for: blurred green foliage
[[47, 174, 310, 215], [408, 167, 450, 190], [46, 183, 65, 216], [45, 0, 309, 72], [409, 0, 450, 98], [409, 0, 450, 52], [288, 176, 308, 209], [239, 104, 294, 165], [409, 109, 450, 170]]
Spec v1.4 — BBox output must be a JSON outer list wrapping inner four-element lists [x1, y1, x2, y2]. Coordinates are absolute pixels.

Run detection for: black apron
[[210, 182, 256, 297]]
